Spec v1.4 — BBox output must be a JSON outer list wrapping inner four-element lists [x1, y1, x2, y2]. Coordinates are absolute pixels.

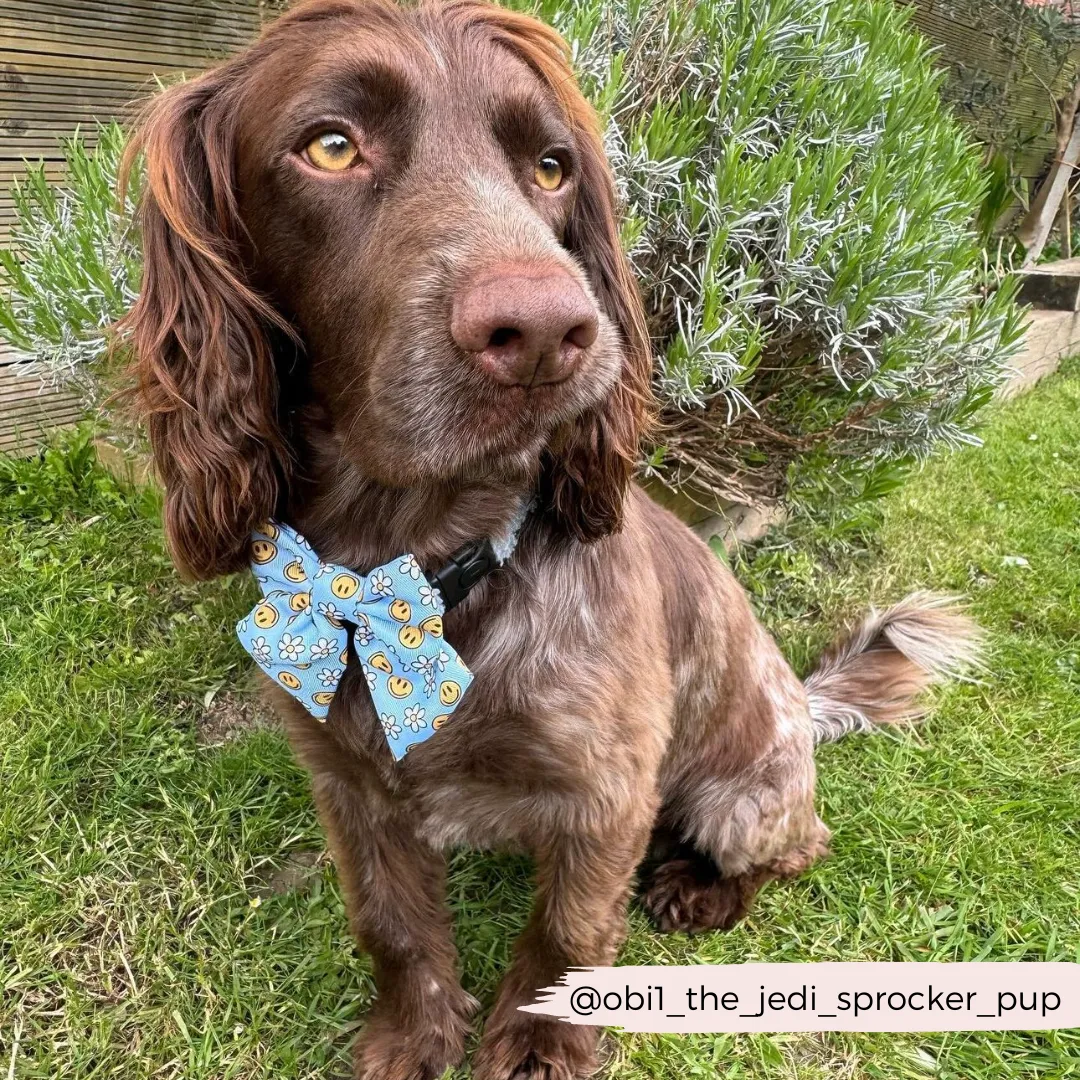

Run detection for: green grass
[[2, 365, 1079, 1079]]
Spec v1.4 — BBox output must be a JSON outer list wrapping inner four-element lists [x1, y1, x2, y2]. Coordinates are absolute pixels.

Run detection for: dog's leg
[[473, 817, 654, 1080], [641, 827, 829, 934], [312, 776, 476, 1080], [643, 634, 830, 935]]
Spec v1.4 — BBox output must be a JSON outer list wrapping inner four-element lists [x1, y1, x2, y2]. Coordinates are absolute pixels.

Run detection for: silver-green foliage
[[541, 0, 1026, 504], [0, 123, 139, 403], [0, 4, 1025, 513]]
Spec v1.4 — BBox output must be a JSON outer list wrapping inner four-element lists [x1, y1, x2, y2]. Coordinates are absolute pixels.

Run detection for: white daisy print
[[398, 554, 422, 580], [411, 654, 439, 693], [369, 568, 394, 596], [361, 664, 377, 692], [318, 666, 343, 687], [278, 633, 305, 662], [380, 714, 402, 740], [418, 584, 439, 608], [250, 636, 271, 665], [317, 601, 344, 626], [403, 705, 427, 732], [310, 637, 335, 660], [436, 650, 451, 672], [355, 623, 375, 647], [313, 562, 334, 578]]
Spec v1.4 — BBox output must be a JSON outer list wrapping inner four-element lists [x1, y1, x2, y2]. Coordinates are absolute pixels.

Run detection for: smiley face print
[[331, 573, 359, 600], [253, 602, 279, 629], [251, 539, 277, 564], [283, 559, 307, 583], [238, 520, 477, 761], [368, 652, 393, 675], [387, 675, 413, 698]]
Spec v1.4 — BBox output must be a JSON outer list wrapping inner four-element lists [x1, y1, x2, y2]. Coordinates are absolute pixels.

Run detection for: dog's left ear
[[463, 5, 654, 541], [550, 106, 653, 541]]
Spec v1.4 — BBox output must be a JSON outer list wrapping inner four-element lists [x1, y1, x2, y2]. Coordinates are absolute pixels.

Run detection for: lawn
[[1, 363, 1078, 1080]]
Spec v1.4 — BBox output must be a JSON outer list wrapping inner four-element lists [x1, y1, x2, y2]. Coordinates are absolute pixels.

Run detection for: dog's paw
[[352, 990, 477, 1080], [472, 1015, 599, 1080], [640, 856, 749, 934]]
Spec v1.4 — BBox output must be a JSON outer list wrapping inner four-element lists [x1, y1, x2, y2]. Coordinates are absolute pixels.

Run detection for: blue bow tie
[[236, 522, 474, 760]]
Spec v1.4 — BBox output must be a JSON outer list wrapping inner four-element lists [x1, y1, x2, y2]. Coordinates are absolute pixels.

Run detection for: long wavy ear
[[453, 3, 654, 541], [118, 69, 291, 580], [547, 104, 653, 541]]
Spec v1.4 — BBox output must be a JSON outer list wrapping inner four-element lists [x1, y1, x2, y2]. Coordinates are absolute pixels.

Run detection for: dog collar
[[235, 500, 530, 759], [432, 494, 531, 608]]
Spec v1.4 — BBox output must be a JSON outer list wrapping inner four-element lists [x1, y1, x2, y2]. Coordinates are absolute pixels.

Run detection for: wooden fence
[[2, 0, 1077, 454], [0, 0, 261, 454], [900, 0, 1080, 184]]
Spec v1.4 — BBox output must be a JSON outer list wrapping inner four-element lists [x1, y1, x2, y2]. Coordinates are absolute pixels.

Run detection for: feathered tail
[[804, 592, 983, 747]]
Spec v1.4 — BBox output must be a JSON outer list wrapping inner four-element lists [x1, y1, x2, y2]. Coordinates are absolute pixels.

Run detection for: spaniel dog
[[122, 2, 979, 1077]]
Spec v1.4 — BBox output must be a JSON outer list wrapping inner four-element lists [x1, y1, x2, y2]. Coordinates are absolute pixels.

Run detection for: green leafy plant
[[539, 0, 1025, 513], [0, 122, 139, 404], [1, 5, 1024, 526]]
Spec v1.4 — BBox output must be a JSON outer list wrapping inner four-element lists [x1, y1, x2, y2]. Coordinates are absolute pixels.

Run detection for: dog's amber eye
[[305, 131, 360, 172], [534, 155, 564, 191]]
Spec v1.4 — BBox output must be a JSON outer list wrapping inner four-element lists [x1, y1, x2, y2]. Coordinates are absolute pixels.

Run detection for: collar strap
[[429, 538, 499, 610], [430, 494, 532, 610]]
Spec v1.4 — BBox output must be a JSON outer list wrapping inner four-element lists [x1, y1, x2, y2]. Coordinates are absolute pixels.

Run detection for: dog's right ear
[[119, 70, 291, 580]]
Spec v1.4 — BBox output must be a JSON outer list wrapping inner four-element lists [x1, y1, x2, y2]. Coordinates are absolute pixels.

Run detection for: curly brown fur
[[123, 2, 981, 1075], [805, 592, 983, 744]]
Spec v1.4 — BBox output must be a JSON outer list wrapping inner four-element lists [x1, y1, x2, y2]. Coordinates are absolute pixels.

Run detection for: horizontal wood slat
[[0, 363, 82, 454], [1, 0, 263, 453], [900, 0, 1080, 181]]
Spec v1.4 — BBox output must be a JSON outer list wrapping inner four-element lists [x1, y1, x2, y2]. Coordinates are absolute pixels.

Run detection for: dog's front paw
[[472, 1015, 600, 1080], [353, 990, 477, 1080]]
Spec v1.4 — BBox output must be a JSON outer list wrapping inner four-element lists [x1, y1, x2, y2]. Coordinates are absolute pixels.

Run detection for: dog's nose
[[451, 265, 599, 387]]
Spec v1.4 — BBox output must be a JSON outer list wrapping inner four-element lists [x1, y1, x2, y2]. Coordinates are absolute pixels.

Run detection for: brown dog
[[122, 2, 980, 1077]]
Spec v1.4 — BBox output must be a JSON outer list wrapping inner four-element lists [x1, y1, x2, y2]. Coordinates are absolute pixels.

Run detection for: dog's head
[[123, 0, 652, 579]]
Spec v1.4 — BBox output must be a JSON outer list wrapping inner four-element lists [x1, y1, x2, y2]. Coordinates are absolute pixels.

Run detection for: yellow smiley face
[[387, 675, 413, 698], [419, 615, 443, 637], [432, 714, 450, 730], [398, 625, 424, 649], [258, 523, 280, 540], [368, 653, 393, 675], [312, 691, 335, 707], [251, 539, 277, 564], [439, 680, 461, 706], [331, 573, 359, 599], [278, 671, 301, 690], [289, 591, 311, 612], [253, 602, 279, 629], [283, 559, 307, 583], [388, 599, 412, 623]]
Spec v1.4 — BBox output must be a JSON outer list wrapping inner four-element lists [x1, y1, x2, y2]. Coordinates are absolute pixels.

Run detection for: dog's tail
[[804, 592, 983, 747]]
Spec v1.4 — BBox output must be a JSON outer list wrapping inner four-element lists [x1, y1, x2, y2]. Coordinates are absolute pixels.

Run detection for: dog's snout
[[451, 264, 599, 388]]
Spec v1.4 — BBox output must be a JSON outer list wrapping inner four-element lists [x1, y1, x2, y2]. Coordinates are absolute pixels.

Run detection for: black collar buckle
[[428, 538, 499, 610]]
